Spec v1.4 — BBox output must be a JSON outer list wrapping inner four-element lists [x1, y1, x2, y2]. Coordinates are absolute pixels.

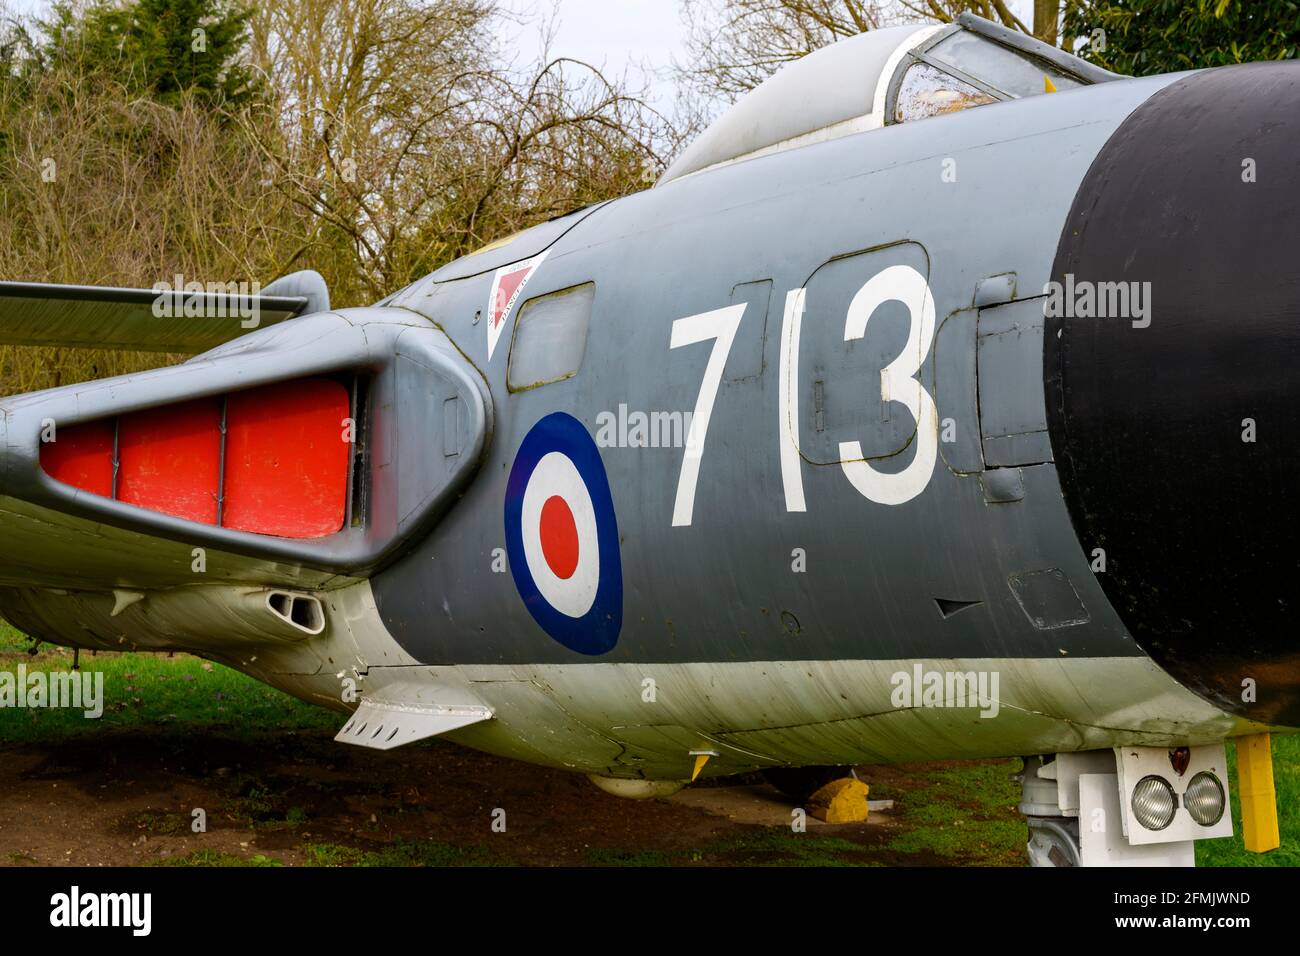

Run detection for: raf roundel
[[505, 413, 623, 654]]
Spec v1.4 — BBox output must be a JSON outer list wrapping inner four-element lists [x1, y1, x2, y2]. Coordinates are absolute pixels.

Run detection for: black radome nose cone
[[1046, 61, 1300, 727]]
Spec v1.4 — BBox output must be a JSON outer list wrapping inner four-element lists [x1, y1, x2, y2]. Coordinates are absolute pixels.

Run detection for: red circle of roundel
[[539, 495, 580, 580]]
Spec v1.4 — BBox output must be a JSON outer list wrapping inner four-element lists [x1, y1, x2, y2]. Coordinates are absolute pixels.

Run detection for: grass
[[152, 850, 284, 867], [157, 841, 509, 868], [1196, 737, 1300, 867], [884, 761, 1025, 864], [706, 831, 880, 866], [0, 622, 336, 745], [134, 812, 188, 836], [301, 840, 502, 867], [871, 741, 1300, 868], [586, 847, 680, 867], [587, 833, 881, 867]]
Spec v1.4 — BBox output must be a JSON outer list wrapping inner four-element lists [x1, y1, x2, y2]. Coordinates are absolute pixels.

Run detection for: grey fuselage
[[380, 75, 1165, 670], [344, 68, 1279, 776]]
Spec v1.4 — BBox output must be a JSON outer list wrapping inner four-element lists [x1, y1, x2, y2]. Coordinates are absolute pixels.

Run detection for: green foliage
[[1066, 0, 1300, 76], [0, 0, 672, 389], [36, 0, 260, 107]]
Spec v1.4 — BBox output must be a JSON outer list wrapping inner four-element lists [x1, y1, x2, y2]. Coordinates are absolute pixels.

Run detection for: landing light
[[1130, 775, 1177, 831], [1184, 771, 1226, 827]]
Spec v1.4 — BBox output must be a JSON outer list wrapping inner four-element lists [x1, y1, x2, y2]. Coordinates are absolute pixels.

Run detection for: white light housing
[[1116, 744, 1233, 845]]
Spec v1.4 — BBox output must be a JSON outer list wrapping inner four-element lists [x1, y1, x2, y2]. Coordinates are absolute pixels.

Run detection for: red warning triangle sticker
[[486, 251, 548, 360]]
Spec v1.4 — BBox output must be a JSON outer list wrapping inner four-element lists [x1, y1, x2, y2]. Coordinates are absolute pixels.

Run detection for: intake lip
[[1045, 61, 1300, 727], [0, 310, 491, 578]]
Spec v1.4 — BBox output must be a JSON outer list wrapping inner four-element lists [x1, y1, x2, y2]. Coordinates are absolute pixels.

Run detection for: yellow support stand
[[1237, 734, 1280, 853]]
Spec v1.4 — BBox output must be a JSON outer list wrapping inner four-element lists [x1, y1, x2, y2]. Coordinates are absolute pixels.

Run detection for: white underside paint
[[6, 577, 1273, 783], [307, 582, 1269, 781]]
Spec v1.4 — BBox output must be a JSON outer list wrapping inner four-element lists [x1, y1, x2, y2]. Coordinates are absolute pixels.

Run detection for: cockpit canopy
[[658, 13, 1122, 185]]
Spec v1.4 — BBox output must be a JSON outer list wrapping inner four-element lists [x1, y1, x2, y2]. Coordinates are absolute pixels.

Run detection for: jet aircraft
[[1, 13, 1295, 866]]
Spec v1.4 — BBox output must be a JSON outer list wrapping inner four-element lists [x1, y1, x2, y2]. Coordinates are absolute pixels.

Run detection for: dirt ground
[[0, 727, 1023, 866]]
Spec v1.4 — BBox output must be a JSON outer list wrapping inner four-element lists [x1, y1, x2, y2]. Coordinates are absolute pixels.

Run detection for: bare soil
[[0, 728, 1012, 866]]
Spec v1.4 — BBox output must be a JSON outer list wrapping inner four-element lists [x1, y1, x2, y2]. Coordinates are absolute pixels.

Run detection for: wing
[[0, 270, 328, 353]]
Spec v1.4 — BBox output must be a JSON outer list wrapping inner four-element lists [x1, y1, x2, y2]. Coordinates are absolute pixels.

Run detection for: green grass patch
[[884, 759, 1024, 864], [706, 831, 878, 866], [886, 817, 1025, 862], [151, 850, 284, 867], [586, 847, 680, 867], [1196, 735, 1300, 867], [220, 776, 316, 830], [302, 840, 502, 867], [0, 622, 335, 745], [134, 812, 188, 836], [588, 831, 882, 867]]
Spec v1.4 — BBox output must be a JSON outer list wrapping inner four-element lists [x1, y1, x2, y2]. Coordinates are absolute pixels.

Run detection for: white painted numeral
[[669, 304, 745, 526], [838, 265, 938, 505], [778, 288, 807, 512]]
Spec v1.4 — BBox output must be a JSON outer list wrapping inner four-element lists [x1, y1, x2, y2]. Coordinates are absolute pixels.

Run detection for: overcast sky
[[501, 0, 1038, 109], [502, 1, 689, 74]]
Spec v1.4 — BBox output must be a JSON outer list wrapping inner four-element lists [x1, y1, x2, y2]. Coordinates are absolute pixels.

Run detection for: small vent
[[266, 590, 325, 635]]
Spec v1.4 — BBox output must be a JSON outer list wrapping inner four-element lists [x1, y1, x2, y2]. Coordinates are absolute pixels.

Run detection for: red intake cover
[[40, 418, 115, 498], [39, 377, 351, 540], [222, 379, 350, 538], [117, 398, 222, 524]]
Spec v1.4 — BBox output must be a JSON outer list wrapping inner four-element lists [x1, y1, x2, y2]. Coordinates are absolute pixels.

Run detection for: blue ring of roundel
[[504, 412, 623, 655]]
